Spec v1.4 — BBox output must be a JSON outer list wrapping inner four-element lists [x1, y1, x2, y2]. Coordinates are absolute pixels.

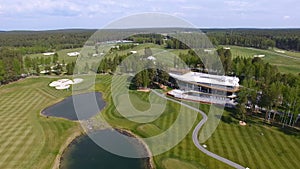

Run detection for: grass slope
[[0, 78, 80, 169]]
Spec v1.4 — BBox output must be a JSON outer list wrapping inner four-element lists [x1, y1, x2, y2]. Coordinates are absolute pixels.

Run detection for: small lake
[[60, 130, 149, 169], [42, 92, 106, 120]]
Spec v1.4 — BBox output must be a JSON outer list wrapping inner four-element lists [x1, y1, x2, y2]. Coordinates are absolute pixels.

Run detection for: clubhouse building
[[167, 72, 240, 107]]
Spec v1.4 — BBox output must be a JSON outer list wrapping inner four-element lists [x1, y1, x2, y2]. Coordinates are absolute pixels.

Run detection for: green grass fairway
[[137, 124, 163, 137], [162, 158, 199, 169], [1, 74, 299, 169], [0, 78, 80, 169], [271, 48, 300, 58], [228, 46, 300, 74], [204, 111, 300, 169], [95, 74, 300, 169], [26, 48, 82, 63]]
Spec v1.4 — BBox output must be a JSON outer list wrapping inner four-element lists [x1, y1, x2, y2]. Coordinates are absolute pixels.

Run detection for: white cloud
[[224, 0, 252, 11], [181, 6, 203, 10], [0, 0, 299, 30], [283, 15, 291, 20]]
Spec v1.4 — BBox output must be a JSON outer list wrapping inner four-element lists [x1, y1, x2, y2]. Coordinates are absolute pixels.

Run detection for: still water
[[60, 130, 148, 169], [42, 92, 106, 120]]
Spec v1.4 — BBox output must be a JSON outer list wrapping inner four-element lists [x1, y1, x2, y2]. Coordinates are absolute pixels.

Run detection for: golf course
[[1, 40, 300, 168]]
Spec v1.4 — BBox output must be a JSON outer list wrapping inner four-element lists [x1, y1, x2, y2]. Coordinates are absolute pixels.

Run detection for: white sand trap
[[49, 78, 83, 90], [202, 144, 207, 148], [49, 81, 61, 87], [239, 121, 247, 126], [55, 85, 70, 90], [73, 78, 83, 84]]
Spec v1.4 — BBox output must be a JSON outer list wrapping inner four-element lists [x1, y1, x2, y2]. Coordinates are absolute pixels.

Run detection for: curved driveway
[[151, 90, 246, 169]]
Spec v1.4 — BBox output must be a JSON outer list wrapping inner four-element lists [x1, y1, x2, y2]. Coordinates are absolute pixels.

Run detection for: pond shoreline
[[41, 92, 106, 121], [56, 129, 154, 169], [116, 128, 155, 169], [52, 129, 83, 169]]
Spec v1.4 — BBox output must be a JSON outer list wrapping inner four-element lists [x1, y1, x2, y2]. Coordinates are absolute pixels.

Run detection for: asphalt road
[[151, 90, 246, 169]]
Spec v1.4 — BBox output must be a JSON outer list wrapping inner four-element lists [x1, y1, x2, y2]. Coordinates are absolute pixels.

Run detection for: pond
[[60, 130, 149, 169], [42, 92, 106, 121]]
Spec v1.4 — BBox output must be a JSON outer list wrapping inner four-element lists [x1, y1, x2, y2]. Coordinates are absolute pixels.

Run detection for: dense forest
[[204, 29, 300, 51], [234, 56, 300, 127], [0, 29, 95, 54], [0, 28, 299, 53], [0, 48, 23, 84]]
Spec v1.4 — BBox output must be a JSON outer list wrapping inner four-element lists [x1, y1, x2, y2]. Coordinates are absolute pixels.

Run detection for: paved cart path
[[151, 90, 246, 169]]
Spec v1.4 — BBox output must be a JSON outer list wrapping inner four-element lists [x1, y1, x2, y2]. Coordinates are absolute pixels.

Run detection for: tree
[[53, 53, 59, 64], [144, 47, 152, 57], [66, 62, 75, 75], [0, 60, 5, 82], [134, 72, 143, 88], [83, 62, 89, 74], [142, 70, 150, 88], [12, 58, 22, 75], [237, 87, 248, 121]]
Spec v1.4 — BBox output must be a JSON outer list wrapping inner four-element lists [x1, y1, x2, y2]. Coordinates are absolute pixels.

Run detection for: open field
[[228, 46, 300, 74], [271, 48, 300, 58], [94, 74, 300, 169], [0, 77, 80, 169], [25, 48, 82, 63]]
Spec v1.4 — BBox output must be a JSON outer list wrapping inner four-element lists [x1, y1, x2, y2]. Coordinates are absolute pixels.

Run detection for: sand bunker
[[49, 78, 83, 90], [239, 121, 247, 126]]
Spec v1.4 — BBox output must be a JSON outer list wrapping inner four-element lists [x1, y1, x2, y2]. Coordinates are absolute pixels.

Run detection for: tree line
[[0, 29, 95, 54], [233, 56, 300, 127], [205, 29, 300, 51], [0, 48, 23, 84]]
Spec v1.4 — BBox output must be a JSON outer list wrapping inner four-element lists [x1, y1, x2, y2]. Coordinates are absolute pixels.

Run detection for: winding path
[[151, 90, 246, 169]]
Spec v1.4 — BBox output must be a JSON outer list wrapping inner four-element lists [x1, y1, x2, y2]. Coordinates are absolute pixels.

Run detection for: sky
[[0, 0, 299, 30]]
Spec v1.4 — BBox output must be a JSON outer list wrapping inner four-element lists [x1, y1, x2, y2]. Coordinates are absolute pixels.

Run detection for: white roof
[[169, 72, 239, 87]]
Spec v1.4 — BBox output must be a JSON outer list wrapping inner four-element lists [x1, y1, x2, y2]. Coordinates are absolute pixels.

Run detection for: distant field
[[0, 77, 80, 169], [228, 46, 300, 74], [26, 48, 82, 63], [271, 48, 300, 58]]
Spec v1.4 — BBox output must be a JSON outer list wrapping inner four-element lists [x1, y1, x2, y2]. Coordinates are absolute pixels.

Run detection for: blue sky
[[0, 0, 299, 30]]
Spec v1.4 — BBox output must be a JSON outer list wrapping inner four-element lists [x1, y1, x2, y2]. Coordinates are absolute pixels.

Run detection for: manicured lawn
[[228, 46, 300, 74], [162, 158, 199, 169], [25, 48, 82, 64], [0, 77, 80, 169], [1, 74, 299, 169], [94, 74, 300, 169], [204, 110, 300, 169], [271, 48, 300, 58]]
